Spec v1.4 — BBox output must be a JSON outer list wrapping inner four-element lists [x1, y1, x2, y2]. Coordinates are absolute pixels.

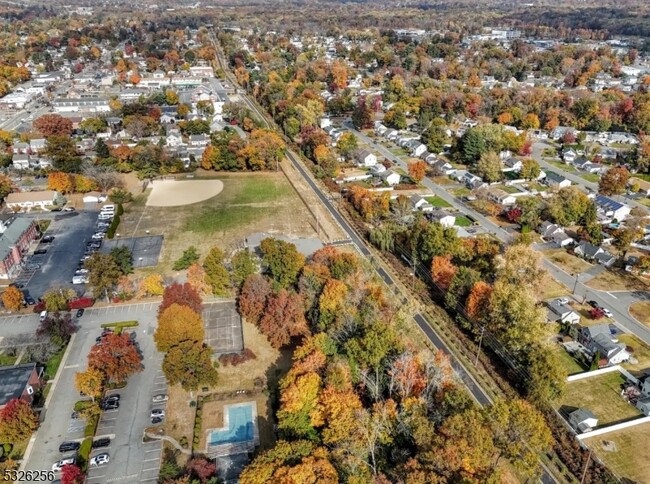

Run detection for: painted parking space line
[[142, 457, 160, 463], [144, 448, 161, 454], [140, 478, 158, 483], [142, 467, 160, 472]]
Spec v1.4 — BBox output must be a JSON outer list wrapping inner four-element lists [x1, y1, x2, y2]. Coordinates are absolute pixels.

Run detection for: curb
[[19, 332, 77, 471]]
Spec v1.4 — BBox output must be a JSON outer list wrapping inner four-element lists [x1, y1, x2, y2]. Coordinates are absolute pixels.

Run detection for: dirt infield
[[146, 179, 224, 207]]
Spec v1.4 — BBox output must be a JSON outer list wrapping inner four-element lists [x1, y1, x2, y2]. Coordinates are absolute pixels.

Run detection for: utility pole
[[411, 254, 416, 291], [475, 326, 485, 366], [572, 273, 579, 294], [580, 449, 592, 484]]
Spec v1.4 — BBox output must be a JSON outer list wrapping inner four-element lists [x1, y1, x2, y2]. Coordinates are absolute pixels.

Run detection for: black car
[[24, 296, 36, 305], [103, 394, 120, 404], [34, 249, 47, 255], [58, 441, 81, 453], [41, 235, 55, 243], [587, 300, 600, 308], [102, 401, 119, 410], [51, 207, 62, 212], [92, 438, 111, 449], [76, 308, 85, 318], [9, 282, 24, 289], [151, 416, 163, 424]]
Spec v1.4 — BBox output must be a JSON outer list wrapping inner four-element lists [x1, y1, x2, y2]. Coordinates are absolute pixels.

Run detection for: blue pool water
[[209, 403, 255, 446]]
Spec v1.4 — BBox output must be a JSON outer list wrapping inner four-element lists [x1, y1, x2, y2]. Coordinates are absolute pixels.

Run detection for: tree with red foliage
[[158, 282, 203, 315], [88, 333, 143, 383], [408, 160, 427, 183], [506, 207, 522, 223], [33, 114, 73, 137], [431, 256, 457, 290], [0, 398, 39, 443], [561, 131, 576, 145], [186, 457, 217, 482], [519, 139, 533, 156], [259, 290, 309, 349], [61, 464, 83, 484], [238, 274, 272, 324], [589, 307, 605, 320]]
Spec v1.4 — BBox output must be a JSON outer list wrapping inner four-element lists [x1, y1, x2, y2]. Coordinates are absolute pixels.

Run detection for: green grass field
[[425, 196, 452, 208], [581, 173, 600, 183], [454, 215, 473, 227], [558, 371, 642, 426]]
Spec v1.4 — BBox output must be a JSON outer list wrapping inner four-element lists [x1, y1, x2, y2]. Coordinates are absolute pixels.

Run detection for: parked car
[[102, 401, 119, 410], [151, 416, 164, 424], [90, 453, 110, 467], [587, 300, 600, 308], [50, 207, 62, 212], [92, 233, 105, 240], [152, 394, 169, 403], [39, 310, 48, 322], [34, 248, 47, 255], [150, 409, 165, 418], [603, 308, 613, 318], [556, 297, 569, 305], [52, 457, 75, 472], [63, 207, 75, 212], [24, 295, 36, 305], [76, 308, 85, 318], [41, 235, 55, 243], [58, 441, 81, 453], [103, 394, 120, 404], [92, 438, 111, 449]]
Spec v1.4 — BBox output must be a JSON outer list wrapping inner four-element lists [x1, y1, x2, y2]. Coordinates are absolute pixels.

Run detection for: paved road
[[348, 122, 650, 346]]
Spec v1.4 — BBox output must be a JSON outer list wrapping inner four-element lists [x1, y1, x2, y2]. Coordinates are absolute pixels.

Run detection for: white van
[[101, 205, 115, 213], [39, 310, 48, 321]]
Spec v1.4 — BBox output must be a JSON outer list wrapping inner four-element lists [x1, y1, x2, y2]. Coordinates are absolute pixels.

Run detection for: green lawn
[[454, 215, 473, 227], [558, 371, 642, 426], [581, 173, 600, 183], [492, 184, 519, 194], [545, 159, 577, 173], [551, 344, 586, 376], [185, 175, 293, 233], [450, 187, 471, 197], [44, 348, 66, 380], [425, 196, 452, 208], [0, 353, 17, 366], [527, 182, 547, 192]]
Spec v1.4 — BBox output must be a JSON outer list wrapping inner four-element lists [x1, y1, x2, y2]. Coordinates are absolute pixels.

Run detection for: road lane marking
[[607, 292, 618, 299]]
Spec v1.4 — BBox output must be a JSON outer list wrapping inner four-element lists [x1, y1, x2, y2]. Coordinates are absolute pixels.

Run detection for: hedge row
[[106, 213, 121, 239], [78, 437, 93, 472], [100, 320, 139, 329]]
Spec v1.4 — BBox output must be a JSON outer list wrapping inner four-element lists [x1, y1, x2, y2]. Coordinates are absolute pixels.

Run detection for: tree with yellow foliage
[[1, 286, 23, 312]]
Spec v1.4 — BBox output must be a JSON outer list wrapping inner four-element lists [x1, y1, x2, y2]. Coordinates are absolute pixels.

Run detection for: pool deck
[[205, 401, 260, 457]]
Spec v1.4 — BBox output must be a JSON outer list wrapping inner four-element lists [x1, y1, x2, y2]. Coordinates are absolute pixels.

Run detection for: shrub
[[217, 348, 257, 367], [179, 436, 188, 448], [116, 203, 124, 216], [100, 320, 139, 329], [78, 438, 93, 471], [106, 214, 121, 239], [69, 297, 95, 309], [33, 300, 46, 313], [84, 414, 99, 438]]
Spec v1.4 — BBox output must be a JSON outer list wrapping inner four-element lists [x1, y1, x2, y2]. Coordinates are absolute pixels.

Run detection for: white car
[[90, 453, 110, 467], [556, 297, 569, 305], [63, 207, 75, 212], [92, 233, 105, 240], [150, 409, 165, 418], [52, 457, 75, 472], [152, 394, 169, 403], [603, 308, 613, 318]]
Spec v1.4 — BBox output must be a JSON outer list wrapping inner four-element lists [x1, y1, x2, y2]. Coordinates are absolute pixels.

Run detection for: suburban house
[[12, 154, 31, 170], [166, 132, 184, 147], [552, 231, 575, 247], [487, 187, 517, 206], [410, 195, 434, 213], [629, 177, 650, 197], [574, 242, 617, 266], [5, 190, 58, 209], [29, 138, 46, 154], [503, 157, 523, 171], [538, 221, 564, 238], [562, 148, 577, 163], [189, 134, 210, 147], [568, 408, 598, 433], [544, 171, 571, 189], [378, 170, 401, 186], [462, 172, 486, 190], [0, 219, 39, 279], [428, 209, 456, 228], [431, 160, 454, 176], [573, 157, 592, 171], [595, 195, 631, 222], [355, 149, 377, 167], [575, 323, 630, 365], [0, 363, 44, 408], [369, 164, 386, 175], [547, 299, 580, 325], [406, 140, 427, 157]]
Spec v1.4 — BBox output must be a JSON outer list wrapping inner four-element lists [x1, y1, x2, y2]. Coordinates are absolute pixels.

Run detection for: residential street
[[344, 122, 650, 345]]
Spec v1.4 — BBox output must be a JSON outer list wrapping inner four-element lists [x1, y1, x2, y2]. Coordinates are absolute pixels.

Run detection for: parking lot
[[22, 302, 167, 483], [13, 211, 98, 299]]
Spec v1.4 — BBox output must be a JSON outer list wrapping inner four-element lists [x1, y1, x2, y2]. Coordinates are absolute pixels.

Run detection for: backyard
[[424, 196, 451, 208], [558, 371, 642, 427], [544, 248, 592, 275], [583, 422, 650, 484], [119, 172, 317, 272]]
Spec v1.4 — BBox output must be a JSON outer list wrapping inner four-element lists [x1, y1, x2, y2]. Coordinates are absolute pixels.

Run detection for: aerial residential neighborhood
[[1, 1, 650, 483]]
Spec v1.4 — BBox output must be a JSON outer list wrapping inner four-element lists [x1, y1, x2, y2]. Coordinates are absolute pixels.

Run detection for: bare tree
[[83, 163, 122, 193]]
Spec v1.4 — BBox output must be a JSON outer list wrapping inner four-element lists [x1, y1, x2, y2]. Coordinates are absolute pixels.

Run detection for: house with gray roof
[[575, 323, 630, 365], [568, 408, 598, 433], [0, 363, 43, 408], [547, 299, 580, 324]]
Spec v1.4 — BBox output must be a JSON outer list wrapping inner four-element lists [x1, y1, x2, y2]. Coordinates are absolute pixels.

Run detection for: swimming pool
[[208, 402, 256, 446]]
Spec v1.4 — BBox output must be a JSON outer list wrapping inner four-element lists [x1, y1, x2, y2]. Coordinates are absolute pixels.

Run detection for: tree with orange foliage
[[88, 332, 142, 383], [129, 73, 141, 85], [466, 281, 493, 321], [187, 263, 210, 295], [259, 290, 309, 349], [318, 279, 348, 331], [431, 255, 457, 290], [497, 112, 513, 125], [159, 283, 203, 315], [33, 114, 73, 137], [238, 274, 272, 324], [48, 171, 73, 194], [408, 160, 427, 183], [1, 286, 24, 311], [155, 303, 204, 352], [387, 351, 428, 400], [73, 174, 97, 193]]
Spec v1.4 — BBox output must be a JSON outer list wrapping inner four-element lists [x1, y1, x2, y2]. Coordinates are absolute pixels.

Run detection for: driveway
[[21, 302, 165, 482], [14, 211, 98, 299]]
